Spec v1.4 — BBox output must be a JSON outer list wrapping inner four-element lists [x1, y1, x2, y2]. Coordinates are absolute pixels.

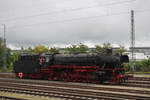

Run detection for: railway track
[[0, 78, 150, 100], [0, 72, 150, 87], [127, 80, 150, 84], [130, 77, 150, 81], [0, 73, 150, 89], [0, 76, 150, 89], [0, 82, 150, 100], [122, 77, 150, 88], [0, 78, 150, 93], [0, 95, 27, 100]]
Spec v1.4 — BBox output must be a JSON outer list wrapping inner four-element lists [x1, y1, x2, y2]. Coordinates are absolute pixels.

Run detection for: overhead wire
[[135, 9, 150, 13], [3, 0, 150, 46], [4, 0, 150, 30], [7, 8, 150, 30], [8, 11, 130, 30], [0, 0, 136, 22]]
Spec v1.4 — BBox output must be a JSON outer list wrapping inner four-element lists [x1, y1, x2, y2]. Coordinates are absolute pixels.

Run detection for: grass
[[0, 91, 64, 100], [126, 71, 150, 74], [135, 72, 150, 74], [126, 72, 150, 77]]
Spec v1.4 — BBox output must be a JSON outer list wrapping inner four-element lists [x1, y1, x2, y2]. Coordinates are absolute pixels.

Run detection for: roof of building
[[129, 47, 150, 49]]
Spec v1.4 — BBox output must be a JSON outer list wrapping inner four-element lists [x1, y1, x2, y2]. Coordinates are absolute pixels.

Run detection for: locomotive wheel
[[48, 77, 52, 81], [91, 79, 99, 84], [118, 78, 124, 84], [72, 72, 78, 82], [123, 79, 125, 83], [118, 79, 121, 85], [82, 80, 87, 83], [90, 73, 99, 84], [61, 72, 70, 82], [99, 79, 104, 84]]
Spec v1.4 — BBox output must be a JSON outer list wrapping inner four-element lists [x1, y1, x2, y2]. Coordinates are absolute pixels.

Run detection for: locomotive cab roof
[[18, 53, 39, 61]]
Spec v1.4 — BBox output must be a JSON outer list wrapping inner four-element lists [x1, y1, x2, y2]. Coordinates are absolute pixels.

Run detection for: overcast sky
[[0, 0, 150, 49]]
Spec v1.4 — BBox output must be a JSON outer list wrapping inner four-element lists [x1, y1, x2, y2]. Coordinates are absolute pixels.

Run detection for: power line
[[0, 0, 136, 22], [7, 8, 150, 30], [135, 9, 150, 13], [8, 11, 130, 30]]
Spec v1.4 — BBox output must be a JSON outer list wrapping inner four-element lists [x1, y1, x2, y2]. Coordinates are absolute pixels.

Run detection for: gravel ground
[[0, 92, 64, 100], [134, 74, 150, 77], [0, 73, 16, 78]]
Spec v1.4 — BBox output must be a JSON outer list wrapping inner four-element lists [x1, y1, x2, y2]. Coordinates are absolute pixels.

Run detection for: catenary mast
[[130, 10, 135, 74]]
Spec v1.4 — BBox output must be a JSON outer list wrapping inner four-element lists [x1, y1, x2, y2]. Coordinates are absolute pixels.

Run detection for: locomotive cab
[[14, 54, 41, 79]]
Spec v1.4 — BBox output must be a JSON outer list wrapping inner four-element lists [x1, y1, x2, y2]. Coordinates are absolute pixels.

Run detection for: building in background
[[128, 47, 150, 61]]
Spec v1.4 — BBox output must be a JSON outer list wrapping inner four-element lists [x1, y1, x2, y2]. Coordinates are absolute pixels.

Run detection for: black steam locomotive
[[14, 49, 129, 84]]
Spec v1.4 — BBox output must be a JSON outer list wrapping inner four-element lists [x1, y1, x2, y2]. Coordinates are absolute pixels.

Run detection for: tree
[[65, 45, 78, 54], [21, 46, 24, 53], [78, 43, 89, 53], [26, 45, 60, 54], [103, 43, 112, 49], [94, 43, 112, 53], [0, 38, 3, 46], [94, 45, 105, 53], [0, 37, 4, 69], [123, 59, 150, 72], [113, 45, 126, 54], [49, 47, 59, 53], [28, 46, 34, 53], [32, 45, 49, 54], [65, 44, 89, 54], [0, 37, 17, 72], [7, 52, 19, 72]]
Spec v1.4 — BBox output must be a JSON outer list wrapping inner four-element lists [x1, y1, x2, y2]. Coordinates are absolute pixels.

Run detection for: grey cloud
[[0, 0, 150, 48]]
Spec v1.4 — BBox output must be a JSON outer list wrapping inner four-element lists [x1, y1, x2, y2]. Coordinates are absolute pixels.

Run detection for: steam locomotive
[[14, 49, 129, 84]]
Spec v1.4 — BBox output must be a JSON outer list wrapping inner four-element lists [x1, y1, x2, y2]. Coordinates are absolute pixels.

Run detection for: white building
[[129, 47, 150, 61]]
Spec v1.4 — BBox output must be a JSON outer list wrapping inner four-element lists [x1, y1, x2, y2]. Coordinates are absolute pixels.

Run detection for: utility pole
[[130, 10, 135, 74], [2, 24, 7, 72]]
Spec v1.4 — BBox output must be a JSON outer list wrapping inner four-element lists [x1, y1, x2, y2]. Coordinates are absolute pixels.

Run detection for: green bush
[[123, 59, 150, 72]]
